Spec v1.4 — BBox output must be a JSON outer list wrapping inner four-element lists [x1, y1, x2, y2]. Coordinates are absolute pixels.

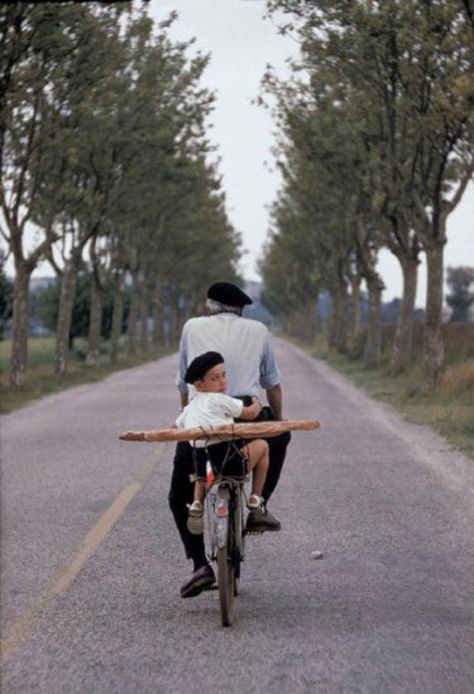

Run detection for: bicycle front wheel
[[217, 546, 235, 627]]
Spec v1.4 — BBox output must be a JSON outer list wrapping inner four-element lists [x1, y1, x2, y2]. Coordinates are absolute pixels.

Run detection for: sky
[[149, 0, 473, 305]]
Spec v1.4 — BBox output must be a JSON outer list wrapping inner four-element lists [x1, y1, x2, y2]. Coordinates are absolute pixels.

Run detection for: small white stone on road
[[311, 550, 324, 559]]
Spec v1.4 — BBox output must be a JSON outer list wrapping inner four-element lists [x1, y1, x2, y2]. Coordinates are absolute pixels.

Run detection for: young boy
[[175, 351, 269, 535]]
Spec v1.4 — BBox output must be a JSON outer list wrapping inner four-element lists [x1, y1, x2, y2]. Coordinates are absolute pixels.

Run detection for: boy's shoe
[[247, 494, 263, 510], [180, 564, 216, 598], [187, 500, 204, 535], [245, 506, 281, 534]]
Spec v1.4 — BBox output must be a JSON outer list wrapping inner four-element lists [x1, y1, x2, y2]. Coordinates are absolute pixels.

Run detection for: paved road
[[1, 340, 474, 693]]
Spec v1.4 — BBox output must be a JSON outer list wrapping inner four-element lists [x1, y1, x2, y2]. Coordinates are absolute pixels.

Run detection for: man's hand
[[266, 384, 283, 420]]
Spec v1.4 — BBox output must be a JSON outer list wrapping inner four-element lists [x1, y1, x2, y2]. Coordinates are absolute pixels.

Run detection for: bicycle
[[120, 418, 320, 626], [204, 449, 247, 627]]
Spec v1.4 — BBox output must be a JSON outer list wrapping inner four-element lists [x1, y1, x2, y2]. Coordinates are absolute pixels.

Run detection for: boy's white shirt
[[175, 392, 244, 448]]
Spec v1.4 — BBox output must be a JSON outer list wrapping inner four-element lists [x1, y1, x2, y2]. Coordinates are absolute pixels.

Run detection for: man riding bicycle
[[168, 281, 291, 598]]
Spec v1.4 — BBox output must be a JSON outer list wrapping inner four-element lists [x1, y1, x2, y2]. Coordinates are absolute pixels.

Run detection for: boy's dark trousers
[[168, 406, 291, 565]]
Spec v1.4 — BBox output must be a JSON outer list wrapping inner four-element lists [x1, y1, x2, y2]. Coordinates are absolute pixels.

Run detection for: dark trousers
[[168, 408, 291, 567]]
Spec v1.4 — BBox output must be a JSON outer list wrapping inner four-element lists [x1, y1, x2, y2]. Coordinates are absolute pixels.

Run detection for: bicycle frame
[[205, 473, 246, 626]]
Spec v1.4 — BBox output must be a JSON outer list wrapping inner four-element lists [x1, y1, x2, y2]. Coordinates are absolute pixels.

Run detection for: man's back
[[177, 313, 279, 397]]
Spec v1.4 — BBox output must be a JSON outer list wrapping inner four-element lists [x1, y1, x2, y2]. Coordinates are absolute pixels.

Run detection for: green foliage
[[262, 0, 473, 374], [1, 3, 241, 381]]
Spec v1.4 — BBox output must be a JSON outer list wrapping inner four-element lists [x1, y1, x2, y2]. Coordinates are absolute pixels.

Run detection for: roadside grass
[[301, 323, 474, 460], [0, 337, 173, 415]]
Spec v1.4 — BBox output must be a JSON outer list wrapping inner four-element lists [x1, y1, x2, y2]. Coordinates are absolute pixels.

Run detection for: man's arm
[[259, 332, 282, 419], [266, 384, 283, 420], [177, 323, 189, 409]]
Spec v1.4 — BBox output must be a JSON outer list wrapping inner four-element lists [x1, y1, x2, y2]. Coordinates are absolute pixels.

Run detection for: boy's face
[[194, 363, 227, 394]]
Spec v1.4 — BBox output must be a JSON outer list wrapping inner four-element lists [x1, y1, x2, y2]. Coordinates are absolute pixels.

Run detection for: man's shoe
[[245, 507, 281, 534], [180, 564, 216, 598]]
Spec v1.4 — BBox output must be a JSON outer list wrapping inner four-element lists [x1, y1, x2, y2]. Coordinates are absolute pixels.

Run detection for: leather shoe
[[180, 564, 216, 598], [245, 507, 281, 534]]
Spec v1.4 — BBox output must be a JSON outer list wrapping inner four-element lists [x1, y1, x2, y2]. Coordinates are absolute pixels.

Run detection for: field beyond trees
[[0, 337, 172, 414], [304, 322, 474, 459]]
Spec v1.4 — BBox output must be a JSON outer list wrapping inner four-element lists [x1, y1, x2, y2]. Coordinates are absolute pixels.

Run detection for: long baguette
[[120, 419, 320, 442]]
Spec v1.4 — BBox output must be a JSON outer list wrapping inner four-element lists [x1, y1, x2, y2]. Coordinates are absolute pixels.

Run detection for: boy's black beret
[[207, 281, 252, 307], [185, 351, 224, 384]]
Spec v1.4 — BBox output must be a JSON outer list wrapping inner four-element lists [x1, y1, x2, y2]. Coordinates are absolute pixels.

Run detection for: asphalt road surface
[[1, 339, 474, 693]]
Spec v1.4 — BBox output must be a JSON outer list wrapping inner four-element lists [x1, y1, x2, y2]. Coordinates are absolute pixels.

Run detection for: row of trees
[[260, 0, 473, 387], [0, 2, 240, 387]]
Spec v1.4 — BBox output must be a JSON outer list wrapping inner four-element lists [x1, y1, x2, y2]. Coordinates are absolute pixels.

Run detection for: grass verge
[[298, 332, 474, 460], [0, 337, 173, 415]]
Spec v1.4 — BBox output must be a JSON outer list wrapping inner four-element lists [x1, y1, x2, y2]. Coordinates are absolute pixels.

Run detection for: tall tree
[[267, 0, 474, 385], [0, 2, 130, 385]]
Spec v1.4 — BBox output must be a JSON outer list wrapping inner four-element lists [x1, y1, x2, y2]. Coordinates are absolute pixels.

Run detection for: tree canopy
[[262, 0, 474, 383], [0, 2, 242, 384]]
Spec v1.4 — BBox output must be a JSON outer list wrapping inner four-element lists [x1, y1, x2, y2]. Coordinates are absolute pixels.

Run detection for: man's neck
[[210, 308, 241, 317]]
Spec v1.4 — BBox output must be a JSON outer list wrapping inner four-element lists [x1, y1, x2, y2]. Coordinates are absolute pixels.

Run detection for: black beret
[[185, 351, 224, 384], [207, 281, 252, 307]]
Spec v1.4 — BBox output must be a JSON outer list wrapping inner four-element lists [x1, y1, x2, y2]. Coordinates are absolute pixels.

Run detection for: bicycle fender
[[215, 514, 228, 549], [215, 488, 230, 549]]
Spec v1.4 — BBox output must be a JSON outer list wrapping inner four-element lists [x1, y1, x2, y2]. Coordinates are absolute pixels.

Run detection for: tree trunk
[[348, 275, 361, 353], [175, 299, 186, 343], [9, 264, 31, 388], [86, 276, 103, 366], [313, 294, 321, 335], [328, 284, 348, 354], [175, 312, 183, 344], [390, 256, 418, 373], [168, 293, 181, 346], [423, 242, 445, 389], [54, 258, 80, 376], [110, 273, 124, 364], [328, 289, 337, 351], [151, 283, 164, 350], [301, 295, 318, 341], [364, 276, 383, 367], [139, 285, 149, 355], [127, 271, 139, 357]]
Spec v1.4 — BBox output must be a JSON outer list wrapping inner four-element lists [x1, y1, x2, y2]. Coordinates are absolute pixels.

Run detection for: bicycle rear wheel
[[217, 545, 235, 626]]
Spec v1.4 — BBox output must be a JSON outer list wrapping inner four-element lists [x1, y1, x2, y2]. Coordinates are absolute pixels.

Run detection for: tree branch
[[446, 157, 474, 214]]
